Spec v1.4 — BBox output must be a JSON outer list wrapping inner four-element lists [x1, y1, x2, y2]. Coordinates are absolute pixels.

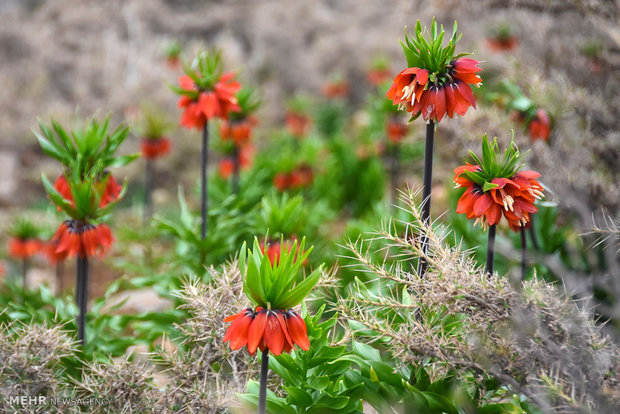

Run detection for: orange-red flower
[[367, 68, 391, 86], [322, 80, 349, 99], [487, 37, 519, 52], [8, 237, 42, 259], [273, 165, 314, 191], [54, 174, 121, 209], [52, 220, 113, 259], [219, 116, 258, 145], [386, 120, 409, 144], [141, 137, 172, 159], [178, 73, 241, 129], [454, 167, 544, 231], [285, 112, 311, 138], [42, 240, 65, 264], [387, 58, 481, 123], [218, 145, 254, 179], [528, 109, 551, 142], [223, 308, 309, 356]]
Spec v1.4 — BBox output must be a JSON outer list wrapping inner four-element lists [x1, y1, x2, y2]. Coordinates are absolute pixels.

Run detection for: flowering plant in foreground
[[224, 237, 322, 413], [454, 135, 544, 275], [35, 116, 134, 344], [386, 18, 481, 277]]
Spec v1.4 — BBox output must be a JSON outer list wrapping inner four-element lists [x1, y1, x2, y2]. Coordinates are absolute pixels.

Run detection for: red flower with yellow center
[[8, 238, 42, 259], [387, 59, 481, 123], [454, 136, 544, 230], [386, 20, 482, 123], [141, 137, 172, 159], [224, 308, 310, 356], [177, 73, 241, 130], [52, 220, 113, 259]]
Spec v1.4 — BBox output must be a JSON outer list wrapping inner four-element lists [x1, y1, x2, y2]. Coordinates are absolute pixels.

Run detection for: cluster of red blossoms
[[386, 119, 409, 144], [51, 220, 113, 259], [527, 109, 551, 142], [54, 174, 121, 209], [454, 165, 544, 231], [219, 116, 258, 146], [322, 80, 349, 99], [273, 165, 314, 191], [141, 137, 172, 160], [224, 308, 309, 356], [177, 73, 241, 130], [218, 145, 254, 179], [387, 58, 481, 122], [8, 238, 42, 259], [285, 111, 311, 138]]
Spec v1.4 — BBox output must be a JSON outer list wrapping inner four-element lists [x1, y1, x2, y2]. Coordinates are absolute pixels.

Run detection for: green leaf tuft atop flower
[[239, 237, 322, 310]]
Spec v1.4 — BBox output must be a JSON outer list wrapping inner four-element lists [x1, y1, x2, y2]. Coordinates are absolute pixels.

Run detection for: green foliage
[[230, 86, 262, 121], [171, 48, 226, 96], [8, 217, 42, 240], [256, 192, 306, 238], [401, 18, 465, 77], [34, 116, 137, 176], [136, 104, 174, 139], [240, 237, 322, 309], [239, 307, 365, 414], [459, 134, 525, 187]]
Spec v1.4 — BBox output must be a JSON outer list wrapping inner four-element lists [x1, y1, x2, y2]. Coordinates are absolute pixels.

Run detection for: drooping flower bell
[[7, 218, 42, 260], [52, 220, 113, 260], [172, 49, 241, 130], [528, 109, 551, 142], [223, 238, 322, 356], [218, 144, 254, 179], [272, 164, 314, 192], [141, 137, 172, 159], [454, 135, 544, 231], [386, 20, 482, 123]]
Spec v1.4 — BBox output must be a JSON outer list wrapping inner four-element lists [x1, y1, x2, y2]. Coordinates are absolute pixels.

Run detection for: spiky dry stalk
[[336, 189, 620, 413]]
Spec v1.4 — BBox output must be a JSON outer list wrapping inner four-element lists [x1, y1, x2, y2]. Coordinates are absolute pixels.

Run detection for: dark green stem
[[201, 121, 209, 240], [258, 348, 269, 414], [417, 121, 435, 277], [76, 255, 88, 346], [144, 157, 154, 223], [521, 226, 527, 281], [486, 225, 496, 276]]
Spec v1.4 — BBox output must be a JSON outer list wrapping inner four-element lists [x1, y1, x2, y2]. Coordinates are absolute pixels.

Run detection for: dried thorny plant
[[335, 189, 620, 413], [72, 356, 161, 414], [154, 262, 258, 413], [0, 321, 76, 414]]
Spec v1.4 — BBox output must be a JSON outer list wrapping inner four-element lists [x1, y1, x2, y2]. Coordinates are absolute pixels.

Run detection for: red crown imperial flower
[[454, 135, 544, 231], [223, 238, 322, 356], [387, 19, 482, 123], [172, 50, 241, 130]]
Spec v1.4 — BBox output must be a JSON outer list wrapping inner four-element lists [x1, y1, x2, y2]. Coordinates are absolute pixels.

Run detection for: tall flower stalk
[[136, 106, 173, 222], [223, 238, 322, 414], [172, 49, 241, 239], [386, 19, 482, 276], [34, 117, 135, 345], [219, 87, 261, 194], [453, 135, 545, 276]]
